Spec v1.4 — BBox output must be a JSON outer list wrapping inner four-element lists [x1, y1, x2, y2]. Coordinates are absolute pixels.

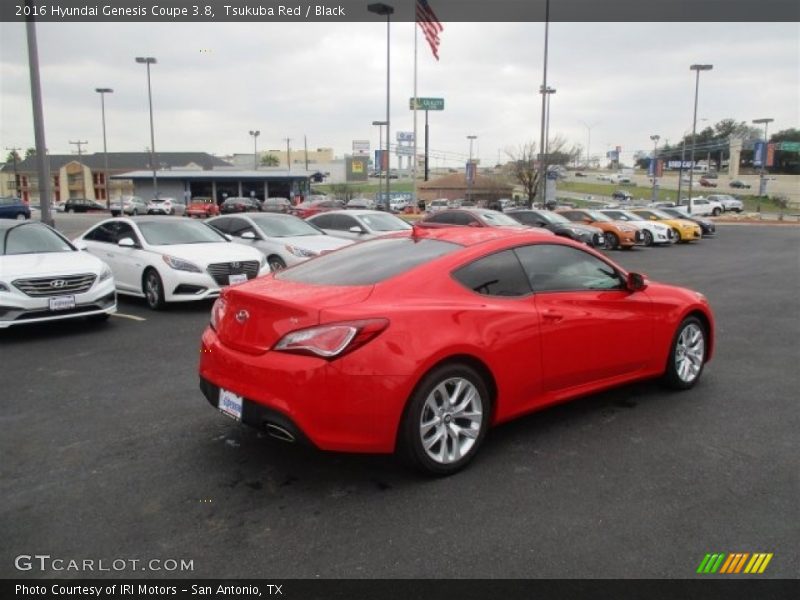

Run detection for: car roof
[[410, 224, 551, 247], [311, 209, 389, 217]]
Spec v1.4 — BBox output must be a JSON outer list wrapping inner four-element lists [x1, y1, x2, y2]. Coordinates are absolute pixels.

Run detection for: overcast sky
[[1, 21, 797, 167]]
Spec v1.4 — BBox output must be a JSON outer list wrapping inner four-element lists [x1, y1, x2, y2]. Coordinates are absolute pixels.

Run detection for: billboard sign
[[753, 141, 765, 167], [409, 97, 445, 111], [352, 140, 370, 153], [396, 131, 415, 142], [346, 156, 368, 182], [375, 150, 388, 170]]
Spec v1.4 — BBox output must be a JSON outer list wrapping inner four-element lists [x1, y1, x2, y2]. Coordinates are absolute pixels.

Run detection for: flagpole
[[413, 23, 419, 208]]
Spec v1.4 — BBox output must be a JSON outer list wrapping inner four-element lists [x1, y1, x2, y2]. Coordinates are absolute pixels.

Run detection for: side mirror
[[118, 237, 136, 248], [240, 231, 257, 240], [73, 239, 88, 251], [467, 221, 481, 228], [349, 226, 365, 234], [224, 234, 234, 241], [626, 272, 648, 292]]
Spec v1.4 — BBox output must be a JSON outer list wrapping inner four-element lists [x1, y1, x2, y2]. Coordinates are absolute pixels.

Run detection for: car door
[[105, 222, 146, 292], [514, 243, 654, 393]]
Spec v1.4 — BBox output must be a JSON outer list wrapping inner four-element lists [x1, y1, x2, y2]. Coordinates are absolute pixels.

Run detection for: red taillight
[[210, 295, 227, 330], [274, 319, 389, 359]]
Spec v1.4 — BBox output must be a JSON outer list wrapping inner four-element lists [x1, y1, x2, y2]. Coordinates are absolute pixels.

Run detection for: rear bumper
[[198, 327, 408, 453]]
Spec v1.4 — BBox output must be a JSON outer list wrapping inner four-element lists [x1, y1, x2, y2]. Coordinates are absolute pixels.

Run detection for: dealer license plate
[[49, 295, 76, 311], [219, 388, 243, 420], [229, 273, 248, 285]]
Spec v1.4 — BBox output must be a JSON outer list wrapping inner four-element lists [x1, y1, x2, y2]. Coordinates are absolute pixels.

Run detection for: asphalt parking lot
[[1, 221, 798, 579]]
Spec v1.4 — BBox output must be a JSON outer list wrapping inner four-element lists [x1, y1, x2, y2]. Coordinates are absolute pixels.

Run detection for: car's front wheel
[[398, 362, 491, 476], [267, 255, 287, 272], [16, 213, 27, 220], [712, 207, 721, 216], [663, 316, 707, 390], [143, 268, 166, 310], [604, 231, 619, 250], [642, 230, 654, 246]]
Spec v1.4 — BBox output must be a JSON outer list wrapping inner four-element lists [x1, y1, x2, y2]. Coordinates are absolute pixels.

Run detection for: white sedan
[[306, 209, 413, 241], [0, 220, 116, 328], [75, 216, 269, 310], [599, 209, 675, 246], [206, 213, 352, 271]]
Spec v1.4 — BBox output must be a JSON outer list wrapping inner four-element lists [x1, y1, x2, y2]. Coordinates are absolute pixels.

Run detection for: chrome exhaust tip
[[265, 423, 296, 443]]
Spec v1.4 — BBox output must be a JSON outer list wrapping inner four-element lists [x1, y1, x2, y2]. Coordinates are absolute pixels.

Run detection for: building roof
[[2, 152, 232, 173], [111, 169, 317, 180], [418, 172, 513, 191]]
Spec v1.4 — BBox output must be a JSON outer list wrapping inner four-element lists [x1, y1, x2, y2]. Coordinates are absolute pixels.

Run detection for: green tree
[[25, 147, 36, 158], [770, 128, 800, 143], [5, 149, 21, 164], [260, 154, 280, 167]]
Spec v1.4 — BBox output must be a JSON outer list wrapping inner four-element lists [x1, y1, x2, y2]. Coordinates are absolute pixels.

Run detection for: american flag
[[416, 0, 443, 60]]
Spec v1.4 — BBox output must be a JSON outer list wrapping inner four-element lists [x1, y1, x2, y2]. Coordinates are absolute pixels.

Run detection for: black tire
[[604, 231, 619, 250], [712, 207, 721, 216], [662, 316, 707, 390], [642, 230, 654, 246], [672, 227, 682, 243], [169, 208, 175, 216], [87, 313, 110, 324], [16, 213, 27, 220], [398, 362, 492, 476], [132, 209, 139, 216], [67, 208, 74, 213], [268, 255, 287, 272], [143, 268, 166, 310]]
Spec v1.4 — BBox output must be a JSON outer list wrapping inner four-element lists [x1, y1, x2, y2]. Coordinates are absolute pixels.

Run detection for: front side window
[[452, 249, 531, 297], [514, 244, 624, 292], [84, 223, 116, 244]]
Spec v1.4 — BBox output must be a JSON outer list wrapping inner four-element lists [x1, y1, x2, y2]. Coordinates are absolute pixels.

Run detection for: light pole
[[579, 121, 598, 169], [687, 63, 713, 214], [650, 134, 660, 202], [135, 56, 158, 198], [95, 88, 113, 208], [372, 120, 387, 205], [368, 3, 394, 211], [466, 135, 477, 203], [249, 130, 260, 170], [538, 0, 550, 206], [752, 117, 774, 201]]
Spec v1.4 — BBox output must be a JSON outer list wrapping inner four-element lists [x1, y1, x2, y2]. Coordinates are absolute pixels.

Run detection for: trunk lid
[[214, 276, 373, 355]]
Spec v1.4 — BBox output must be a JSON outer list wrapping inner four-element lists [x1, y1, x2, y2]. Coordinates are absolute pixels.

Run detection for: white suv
[[707, 194, 743, 213], [679, 197, 724, 217], [427, 199, 449, 213]]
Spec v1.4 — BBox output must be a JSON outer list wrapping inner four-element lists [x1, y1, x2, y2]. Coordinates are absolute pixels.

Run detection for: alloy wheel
[[419, 377, 483, 465], [674, 323, 705, 384]]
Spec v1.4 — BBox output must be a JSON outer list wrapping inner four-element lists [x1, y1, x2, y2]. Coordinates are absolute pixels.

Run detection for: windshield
[[250, 214, 322, 237], [138, 220, 227, 245], [480, 211, 527, 227], [604, 210, 640, 222], [662, 207, 690, 218], [359, 213, 412, 232], [540, 211, 571, 225], [1, 223, 74, 255], [586, 211, 611, 222], [645, 209, 672, 219]]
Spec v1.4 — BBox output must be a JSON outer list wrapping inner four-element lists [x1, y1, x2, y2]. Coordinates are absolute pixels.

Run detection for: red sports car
[[199, 228, 714, 475]]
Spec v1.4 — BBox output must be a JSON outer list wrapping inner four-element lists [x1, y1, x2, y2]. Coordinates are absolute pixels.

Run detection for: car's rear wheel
[[16, 213, 27, 220], [712, 207, 721, 216], [604, 231, 619, 250], [143, 268, 166, 310], [663, 316, 707, 390], [672, 227, 682, 242], [267, 255, 287, 272], [132, 209, 139, 216], [398, 362, 491, 476], [67, 208, 74, 213], [642, 230, 654, 246]]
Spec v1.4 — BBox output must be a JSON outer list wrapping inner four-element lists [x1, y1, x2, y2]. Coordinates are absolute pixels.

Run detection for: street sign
[[396, 131, 415, 142], [409, 97, 445, 111], [778, 141, 800, 152], [352, 139, 370, 153], [396, 146, 415, 156]]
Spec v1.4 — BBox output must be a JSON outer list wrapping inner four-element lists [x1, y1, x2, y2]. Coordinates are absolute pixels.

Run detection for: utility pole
[[304, 135, 309, 171], [27, 18, 53, 225], [284, 138, 291, 172], [69, 140, 88, 156], [650, 134, 660, 203]]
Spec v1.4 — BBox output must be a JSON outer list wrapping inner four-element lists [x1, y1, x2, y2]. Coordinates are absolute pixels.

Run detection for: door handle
[[542, 310, 564, 322]]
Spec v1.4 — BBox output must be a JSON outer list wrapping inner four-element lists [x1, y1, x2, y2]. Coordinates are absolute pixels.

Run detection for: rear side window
[[277, 238, 461, 286], [452, 249, 531, 297]]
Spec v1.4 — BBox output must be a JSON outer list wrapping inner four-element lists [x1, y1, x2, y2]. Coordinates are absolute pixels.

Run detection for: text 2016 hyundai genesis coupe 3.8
[[199, 227, 714, 475]]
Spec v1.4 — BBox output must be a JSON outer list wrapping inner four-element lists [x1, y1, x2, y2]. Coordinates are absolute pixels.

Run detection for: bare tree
[[504, 141, 541, 207]]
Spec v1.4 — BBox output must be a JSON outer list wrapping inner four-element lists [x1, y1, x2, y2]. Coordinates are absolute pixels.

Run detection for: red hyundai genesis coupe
[[199, 227, 714, 475]]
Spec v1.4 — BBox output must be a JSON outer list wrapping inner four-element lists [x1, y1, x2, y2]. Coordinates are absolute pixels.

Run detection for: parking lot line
[[112, 312, 147, 322]]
